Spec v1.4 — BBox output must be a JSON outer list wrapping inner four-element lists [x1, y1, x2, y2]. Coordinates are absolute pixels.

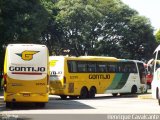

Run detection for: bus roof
[[78, 56, 117, 59], [119, 59, 145, 64], [7, 44, 46, 48], [49, 56, 118, 61]]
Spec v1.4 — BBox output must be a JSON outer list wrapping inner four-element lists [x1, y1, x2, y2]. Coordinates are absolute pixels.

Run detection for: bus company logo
[[50, 60, 58, 67], [16, 50, 39, 61]]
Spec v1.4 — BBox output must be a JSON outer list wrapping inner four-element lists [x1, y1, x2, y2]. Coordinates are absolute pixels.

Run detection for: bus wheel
[[89, 87, 96, 98], [69, 96, 78, 99], [112, 93, 118, 97], [79, 87, 88, 99], [36, 102, 45, 108], [60, 95, 67, 100], [6, 102, 11, 108], [131, 85, 137, 94], [6, 102, 15, 109]]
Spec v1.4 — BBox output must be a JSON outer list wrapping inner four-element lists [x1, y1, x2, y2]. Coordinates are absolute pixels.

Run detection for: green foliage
[[0, 0, 157, 70], [0, 0, 49, 44], [46, 0, 156, 60], [120, 15, 156, 60], [93, 0, 156, 60], [40, 0, 63, 54], [155, 29, 160, 44], [54, 0, 103, 56], [0, 0, 50, 72]]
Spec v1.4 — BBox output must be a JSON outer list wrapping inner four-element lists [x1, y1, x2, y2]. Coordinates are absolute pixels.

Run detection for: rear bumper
[[4, 92, 49, 102]]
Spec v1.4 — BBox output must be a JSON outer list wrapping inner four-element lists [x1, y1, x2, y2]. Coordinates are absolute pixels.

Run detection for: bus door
[[137, 62, 146, 84]]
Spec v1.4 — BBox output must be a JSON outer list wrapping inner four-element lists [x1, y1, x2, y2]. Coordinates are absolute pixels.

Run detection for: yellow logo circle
[[16, 51, 39, 61]]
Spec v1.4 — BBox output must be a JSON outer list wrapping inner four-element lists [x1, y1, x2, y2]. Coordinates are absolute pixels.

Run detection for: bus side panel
[[97, 73, 116, 94], [64, 73, 116, 95], [105, 73, 130, 93], [152, 68, 160, 99], [106, 61, 147, 94], [151, 50, 160, 99]]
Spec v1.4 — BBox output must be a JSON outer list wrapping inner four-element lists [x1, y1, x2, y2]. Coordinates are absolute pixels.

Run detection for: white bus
[[151, 45, 160, 105], [49, 56, 147, 99], [106, 59, 147, 96], [3, 44, 49, 108]]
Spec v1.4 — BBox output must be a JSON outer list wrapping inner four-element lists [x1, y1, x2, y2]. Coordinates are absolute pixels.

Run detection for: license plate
[[23, 93, 30, 97]]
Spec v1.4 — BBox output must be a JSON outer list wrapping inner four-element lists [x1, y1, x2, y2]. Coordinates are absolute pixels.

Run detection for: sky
[[121, 0, 160, 31]]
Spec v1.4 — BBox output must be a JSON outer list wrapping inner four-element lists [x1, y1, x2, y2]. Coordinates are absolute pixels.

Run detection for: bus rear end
[[49, 56, 66, 99], [3, 44, 49, 107]]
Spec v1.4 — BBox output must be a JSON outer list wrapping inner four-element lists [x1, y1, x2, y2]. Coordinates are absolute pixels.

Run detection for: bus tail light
[[63, 76, 67, 89], [47, 74, 49, 85], [3, 74, 7, 91], [63, 76, 66, 84]]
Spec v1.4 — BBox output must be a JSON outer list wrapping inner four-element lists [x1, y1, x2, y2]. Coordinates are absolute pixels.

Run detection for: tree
[[94, 0, 156, 60], [42, 0, 156, 61], [120, 15, 156, 60], [94, 0, 138, 57], [0, 0, 49, 44], [155, 29, 160, 44], [40, 0, 64, 55], [0, 0, 156, 63], [53, 0, 103, 56], [0, 0, 49, 73]]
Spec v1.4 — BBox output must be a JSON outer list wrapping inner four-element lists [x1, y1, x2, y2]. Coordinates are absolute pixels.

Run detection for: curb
[[138, 94, 152, 99]]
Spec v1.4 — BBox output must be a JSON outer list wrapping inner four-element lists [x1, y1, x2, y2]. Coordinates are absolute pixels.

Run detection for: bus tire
[[156, 88, 160, 105], [89, 87, 96, 98], [60, 95, 67, 100], [131, 85, 137, 94], [36, 102, 45, 108], [6, 102, 11, 108], [6, 102, 15, 109], [112, 93, 118, 97], [79, 87, 88, 99], [69, 96, 78, 99]]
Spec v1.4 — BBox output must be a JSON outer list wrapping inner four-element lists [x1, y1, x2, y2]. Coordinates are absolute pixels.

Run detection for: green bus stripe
[[107, 73, 130, 90], [107, 73, 122, 90], [115, 73, 130, 89]]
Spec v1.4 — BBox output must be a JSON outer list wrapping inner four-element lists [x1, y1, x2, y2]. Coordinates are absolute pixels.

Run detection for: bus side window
[[124, 63, 133, 73], [77, 62, 87, 72], [67, 61, 77, 73], [130, 63, 137, 73], [68, 61, 72, 72], [87, 62, 96, 72], [132, 68, 137, 73], [108, 63, 116, 73], [97, 63, 106, 73], [125, 66, 130, 73], [156, 61, 160, 70]]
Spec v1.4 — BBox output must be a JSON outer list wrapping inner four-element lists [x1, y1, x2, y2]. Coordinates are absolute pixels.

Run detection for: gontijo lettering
[[89, 74, 110, 79], [9, 66, 45, 72]]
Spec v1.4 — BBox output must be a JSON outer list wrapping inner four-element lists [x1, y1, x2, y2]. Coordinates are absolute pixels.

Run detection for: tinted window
[[87, 62, 96, 72], [77, 61, 87, 72], [67, 61, 77, 72]]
